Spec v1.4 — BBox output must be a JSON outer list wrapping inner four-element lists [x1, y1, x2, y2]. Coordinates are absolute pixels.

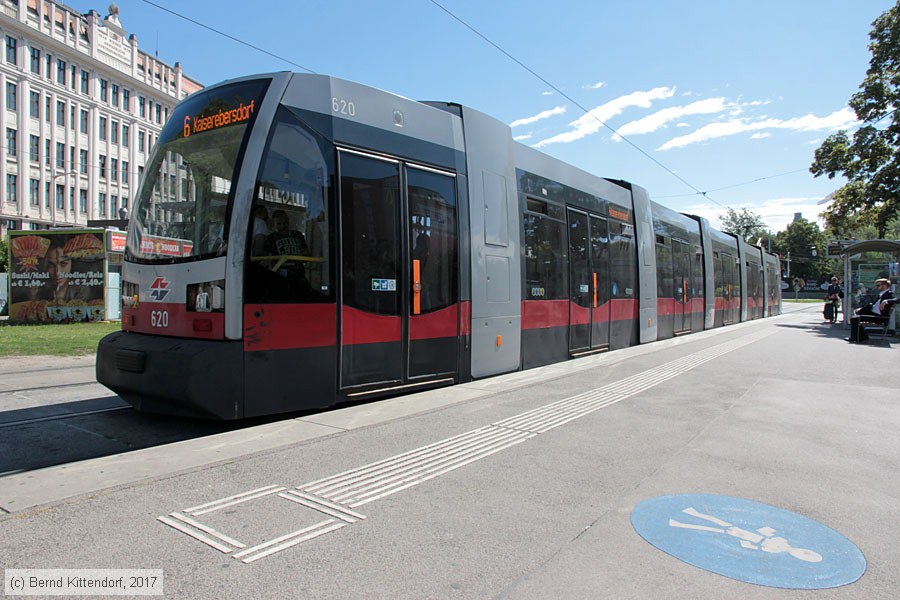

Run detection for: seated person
[[265, 209, 308, 257], [848, 278, 897, 342], [264, 209, 312, 301]]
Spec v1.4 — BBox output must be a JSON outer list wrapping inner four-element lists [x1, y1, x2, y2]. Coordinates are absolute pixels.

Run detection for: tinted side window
[[524, 212, 566, 299]]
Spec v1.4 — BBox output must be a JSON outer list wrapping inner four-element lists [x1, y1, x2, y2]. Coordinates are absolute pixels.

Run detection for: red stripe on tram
[[244, 304, 337, 351]]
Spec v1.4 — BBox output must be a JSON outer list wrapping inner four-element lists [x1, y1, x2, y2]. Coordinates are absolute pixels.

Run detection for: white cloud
[[750, 132, 771, 139], [541, 91, 554, 96], [614, 97, 728, 138], [658, 107, 858, 151], [534, 86, 676, 148], [584, 81, 606, 89], [509, 105, 567, 128], [513, 133, 533, 141]]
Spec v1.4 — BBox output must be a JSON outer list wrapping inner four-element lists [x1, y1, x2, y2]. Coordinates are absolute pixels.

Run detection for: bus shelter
[[836, 240, 900, 330]]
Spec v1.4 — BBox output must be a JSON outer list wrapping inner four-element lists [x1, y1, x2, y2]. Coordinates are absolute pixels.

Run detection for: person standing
[[824, 277, 842, 323]]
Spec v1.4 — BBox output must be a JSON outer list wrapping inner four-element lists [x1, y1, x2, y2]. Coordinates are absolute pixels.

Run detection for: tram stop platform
[[0, 302, 898, 599]]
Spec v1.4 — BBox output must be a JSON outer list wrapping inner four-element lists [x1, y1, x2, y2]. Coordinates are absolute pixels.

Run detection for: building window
[[111, 83, 119, 107], [56, 184, 64, 210], [6, 128, 16, 156], [29, 178, 39, 206], [80, 109, 88, 133], [79, 149, 88, 174], [79, 188, 87, 213], [30, 47, 40, 74], [138, 129, 145, 152], [44, 139, 50, 165], [139, 96, 145, 118], [69, 187, 75, 213], [122, 161, 129, 184], [99, 155, 106, 178], [44, 97, 50, 122], [100, 79, 108, 102], [111, 195, 118, 216], [155, 104, 162, 124], [56, 59, 66, 85], [6, 174, 17, 205], [56, 100, 65, 126], [6, 36, 16, 65], [56, 142, 65, 169], [70, 105, 75, 130], [45, 53, 51, 79], [70, 65, 76, 90], [99, 117, 107, 140], [122, 89, 130, 112], [70, 146, 75, 170], [6, 83, 16, 111], [44, 182, 50, 208], [80, 70, 89, 94], [111, 158, 118, 181], [98, 192, 106, 216], [122, 124, 129, 147], [29, 91, 39, 118], [110, 120, 118, 144], [29, 135, 38, 161]]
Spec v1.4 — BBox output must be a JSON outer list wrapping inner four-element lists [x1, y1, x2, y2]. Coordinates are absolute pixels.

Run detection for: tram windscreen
[[127, 79, 269, 262]]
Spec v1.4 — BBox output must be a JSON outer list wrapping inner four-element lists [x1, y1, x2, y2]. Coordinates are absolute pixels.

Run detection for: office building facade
[[0, 1, 202, 237]]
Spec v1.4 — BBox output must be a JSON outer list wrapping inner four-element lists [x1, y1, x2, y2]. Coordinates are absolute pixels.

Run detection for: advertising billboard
[[7, 230, 106, 323]]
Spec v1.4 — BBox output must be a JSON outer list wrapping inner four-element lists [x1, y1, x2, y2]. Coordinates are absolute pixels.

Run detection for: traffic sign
[[631, 494, 866, 589]]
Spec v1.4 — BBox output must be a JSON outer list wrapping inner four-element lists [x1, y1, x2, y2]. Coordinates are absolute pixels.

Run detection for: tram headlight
[[187, 280, 225, 312]]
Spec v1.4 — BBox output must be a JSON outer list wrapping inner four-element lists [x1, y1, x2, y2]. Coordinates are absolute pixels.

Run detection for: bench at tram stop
[[860, 301, 898, 344]]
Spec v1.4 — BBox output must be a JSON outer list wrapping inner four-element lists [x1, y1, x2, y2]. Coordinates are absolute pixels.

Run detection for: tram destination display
[[7, 230, 106, 323]]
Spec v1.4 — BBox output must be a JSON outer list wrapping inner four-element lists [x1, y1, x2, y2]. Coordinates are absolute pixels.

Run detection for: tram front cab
[[98, 72, 468, 419]]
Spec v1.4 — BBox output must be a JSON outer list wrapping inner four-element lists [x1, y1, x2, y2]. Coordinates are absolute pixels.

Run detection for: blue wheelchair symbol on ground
[[631, 494, 866, 589]]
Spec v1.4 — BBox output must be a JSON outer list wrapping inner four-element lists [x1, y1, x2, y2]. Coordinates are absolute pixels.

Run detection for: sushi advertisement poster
[[7, 230, 106, 323]]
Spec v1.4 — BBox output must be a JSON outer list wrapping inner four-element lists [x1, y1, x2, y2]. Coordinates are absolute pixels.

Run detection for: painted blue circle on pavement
[[631, 494, 866, 589]]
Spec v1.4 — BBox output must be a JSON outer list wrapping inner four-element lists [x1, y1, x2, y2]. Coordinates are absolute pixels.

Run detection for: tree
[[810, 3, 900, 238], [718, 207, 769, 243], [772, 217, 829, 281], [0, 236, 7, 273]]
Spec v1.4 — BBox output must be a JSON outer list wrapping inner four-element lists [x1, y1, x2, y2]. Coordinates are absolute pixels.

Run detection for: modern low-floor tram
[[97, 72, 781, 419]]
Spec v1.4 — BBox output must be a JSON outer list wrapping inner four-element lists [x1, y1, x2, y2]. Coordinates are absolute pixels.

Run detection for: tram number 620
[[331, 97, 356, 117], [150, 310, 169, 328]]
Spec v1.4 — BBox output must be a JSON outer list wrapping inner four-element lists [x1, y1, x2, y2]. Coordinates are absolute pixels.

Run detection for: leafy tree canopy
[[0, 236, 7, 273], [772, 217, 830, 281], [811, 2, 900, 238], [718, 207, 769, 243]]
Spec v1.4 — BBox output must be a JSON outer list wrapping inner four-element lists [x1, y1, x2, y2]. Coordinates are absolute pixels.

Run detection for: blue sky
[[78, 1, 894, 232]]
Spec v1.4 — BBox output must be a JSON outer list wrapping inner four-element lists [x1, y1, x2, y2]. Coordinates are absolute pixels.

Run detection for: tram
[[96, 72, 782, 419]]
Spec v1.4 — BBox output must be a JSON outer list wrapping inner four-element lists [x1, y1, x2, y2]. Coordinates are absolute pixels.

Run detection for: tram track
[[0, 405, 132, 429], [0, 380, 102, 395]]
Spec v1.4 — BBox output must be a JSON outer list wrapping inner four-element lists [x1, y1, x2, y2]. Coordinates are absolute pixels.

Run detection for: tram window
[[340, 153, 401, 317], [246, 107, 333, 304], [609, 220, 636, 298], [526, 197, 548, 215], [523, 213, 566, 300], [408, 167, 458, 313]]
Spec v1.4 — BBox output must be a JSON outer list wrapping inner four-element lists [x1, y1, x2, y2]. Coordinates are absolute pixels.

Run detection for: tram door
[[338, 150, 459, 390], [567, 209, 611, 354], [672, 239, 692, 334], [720, 251, 737, 325]]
